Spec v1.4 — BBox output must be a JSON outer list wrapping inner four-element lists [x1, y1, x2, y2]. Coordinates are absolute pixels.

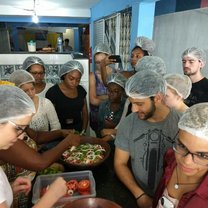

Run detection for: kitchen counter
[[64, 147, 138, 208]]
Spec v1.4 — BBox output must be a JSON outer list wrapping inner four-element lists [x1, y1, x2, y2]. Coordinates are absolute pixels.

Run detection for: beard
[[138, 100, 156, 120], [183, 68, 198, 76]]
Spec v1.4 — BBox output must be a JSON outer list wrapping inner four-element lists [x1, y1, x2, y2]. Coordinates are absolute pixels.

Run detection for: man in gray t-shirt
[[114, 70, 180, 208]]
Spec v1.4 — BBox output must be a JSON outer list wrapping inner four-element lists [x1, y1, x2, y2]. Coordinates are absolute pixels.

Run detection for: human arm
[[114, 147, 152, 208], [81, 98, 88, 132], [89, 72, 108, 106], [25, 127, 69, 145], [32, 177, 67, 208], [0, 133, 81, 171], [44, 98, 61, 130]]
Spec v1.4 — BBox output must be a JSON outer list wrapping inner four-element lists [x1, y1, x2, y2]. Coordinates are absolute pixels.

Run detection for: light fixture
[[32, 13, 39, 23], [32, 0, 39, 23]]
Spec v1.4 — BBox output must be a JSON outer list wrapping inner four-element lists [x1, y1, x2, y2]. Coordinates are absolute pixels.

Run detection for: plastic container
[[32, 170, 96, 207], [27, 40, 36, 52]]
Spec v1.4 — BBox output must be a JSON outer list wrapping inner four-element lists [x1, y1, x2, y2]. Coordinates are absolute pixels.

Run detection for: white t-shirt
[[30, 97, 61, 131], [37, 83, 53, 97], [0, 167, 13, 207]]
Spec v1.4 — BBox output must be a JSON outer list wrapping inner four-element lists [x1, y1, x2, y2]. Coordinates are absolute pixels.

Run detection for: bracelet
[[110, 134, 116, 140], [136, 193, 146, 201]]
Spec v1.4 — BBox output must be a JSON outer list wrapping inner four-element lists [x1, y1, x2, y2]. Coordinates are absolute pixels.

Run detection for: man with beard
[[182, 47, 208, 106], [114, 70, 180, 208]]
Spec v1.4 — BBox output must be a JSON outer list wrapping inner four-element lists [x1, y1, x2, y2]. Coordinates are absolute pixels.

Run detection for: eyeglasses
[[8, 121, 28, 137], [173, 139, 208, 166], [30, 71, 45, 76]]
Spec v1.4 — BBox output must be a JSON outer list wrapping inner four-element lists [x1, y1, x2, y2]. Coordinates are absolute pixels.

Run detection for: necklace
[[174, 166, 200, 190]]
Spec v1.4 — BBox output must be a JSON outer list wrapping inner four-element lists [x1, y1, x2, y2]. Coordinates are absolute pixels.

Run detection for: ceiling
[[0, 0, 101, 18]]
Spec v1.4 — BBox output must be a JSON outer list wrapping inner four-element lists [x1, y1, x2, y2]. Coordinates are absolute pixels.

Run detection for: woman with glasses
[[0, 85, 68, 208], [153, 103, 208, 208], [22, 56, 53, 97]]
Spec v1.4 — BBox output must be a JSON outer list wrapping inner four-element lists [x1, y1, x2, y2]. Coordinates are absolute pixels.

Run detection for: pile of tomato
[[40, 179, 91, 197]]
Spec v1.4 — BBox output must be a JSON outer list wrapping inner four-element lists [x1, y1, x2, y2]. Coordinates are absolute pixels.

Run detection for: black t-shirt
[[185, 77, 208, 107], [46, 84, 87, 131]]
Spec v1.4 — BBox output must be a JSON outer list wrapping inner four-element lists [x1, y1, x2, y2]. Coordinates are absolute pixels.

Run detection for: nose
[[182, 152, 194, 165], [131, 104, 139, 113], [183, 61, 189, 68]]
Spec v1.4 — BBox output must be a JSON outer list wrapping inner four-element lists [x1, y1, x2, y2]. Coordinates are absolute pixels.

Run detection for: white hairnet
[[0, 85, 35, 123], [107, 73, 127, 89], [125, 70, 166, 99], [178, 103, 208, 140], [59, 60, 84, 78], [9, 70, 35, 87], [182, 47, 206, 64], [22, 56, 45, 71], [93, 43, 110, 55], [135, 56, 166, 76], [135, 36, 155, 55], [164, 73, 192, 99]]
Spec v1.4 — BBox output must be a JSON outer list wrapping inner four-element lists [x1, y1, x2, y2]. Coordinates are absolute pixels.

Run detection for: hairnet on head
[[125, 70, 166, 99], [9, 70, 35, 88], [0, 85, 35, 123], [93, 43, 110, 55], [107, 73, 127, 89], [59, 60, 84, 78], [135, 56, 166, 76], [22, 56, 45, 71], [182, 47, 206, 64], [164, 73, 192, 99], [178, 103, 208, 140], [135, 36, 155, 55]]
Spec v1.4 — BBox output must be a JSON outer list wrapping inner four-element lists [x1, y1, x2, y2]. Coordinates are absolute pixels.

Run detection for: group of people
[[90, 37, 208, 208], [1, 34, 208, 208]]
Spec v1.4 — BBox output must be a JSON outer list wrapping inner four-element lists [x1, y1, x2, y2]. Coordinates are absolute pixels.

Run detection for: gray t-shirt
[[115, 109, 180, 197]]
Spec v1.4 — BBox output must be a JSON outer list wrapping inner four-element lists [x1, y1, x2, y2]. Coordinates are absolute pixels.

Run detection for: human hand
[[136, 194, 152, 208], [61, 129, 75, 137], [66, 133, 81, 147], [12, 176, 31, 196], [46, 177, 67, 199], [101, 135, 113, 142]]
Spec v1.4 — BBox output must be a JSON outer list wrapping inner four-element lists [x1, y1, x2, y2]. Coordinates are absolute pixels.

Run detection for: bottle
[[57, 36, 63, 53]]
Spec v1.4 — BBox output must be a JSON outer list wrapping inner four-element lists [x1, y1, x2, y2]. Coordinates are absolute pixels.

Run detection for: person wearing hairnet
[[89, 43, 112, 135], [114, 70, 180, 208], [22, 56, 53, 97], [164, 74, 192, 113], [182, 47, 208, 106], [9, 70, 61, 132], [153, 103, 208, 208], [97, 73, 128, 142], [135, 56, 166, 77], [0, 85, 69, 208], [46, 60, 88, 134], [100, 36, 155, 84]]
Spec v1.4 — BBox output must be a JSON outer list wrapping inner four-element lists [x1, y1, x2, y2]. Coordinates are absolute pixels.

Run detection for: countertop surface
[[64, 147, 138, 208]]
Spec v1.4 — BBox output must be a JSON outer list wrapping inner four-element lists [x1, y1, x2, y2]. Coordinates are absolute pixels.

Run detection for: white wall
[[153, 7, 208, 77]]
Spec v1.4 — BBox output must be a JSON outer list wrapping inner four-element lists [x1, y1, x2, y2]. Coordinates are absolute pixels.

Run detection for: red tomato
[[66, 180, 78, 191], [77, 180, 90, 194]]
